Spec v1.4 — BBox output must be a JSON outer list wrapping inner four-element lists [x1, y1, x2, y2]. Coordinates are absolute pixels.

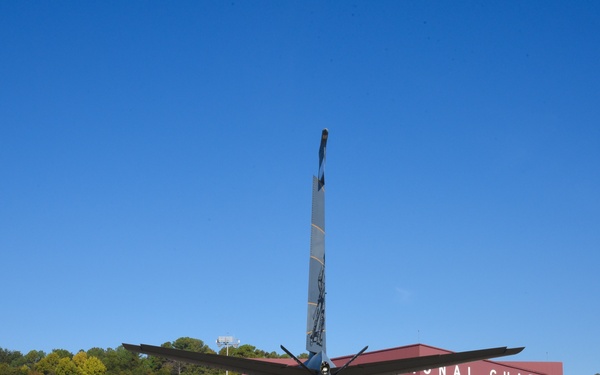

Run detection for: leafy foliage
[[0, 338, 301, 375]]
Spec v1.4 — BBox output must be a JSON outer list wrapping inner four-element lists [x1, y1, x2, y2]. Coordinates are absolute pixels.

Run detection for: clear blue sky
[[1, 2, 598, 375]]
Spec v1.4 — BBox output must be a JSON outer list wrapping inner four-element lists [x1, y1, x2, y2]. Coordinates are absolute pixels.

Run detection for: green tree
[[0, 339, 302, 375], [72, 352, 88, 369], [93, 346, 144, 375], [219, 344, 286, 359], [164, 339, 214, 355], [36, 353, 61, 375], [0, 349, 23, 366], [63, 351, 107, 375], [157, 338, 218, 375], [83, 350, 104, 363], [0, 363, 22, 375], [55, 357, 78, 375], [79, 356, 106, 375], [19, 350, 46, 368], [7, 350, 46, 375], [51, 352, 71, 361]]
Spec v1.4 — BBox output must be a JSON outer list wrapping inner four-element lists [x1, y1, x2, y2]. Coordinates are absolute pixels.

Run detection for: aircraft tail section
[[306, 129, 328, 355], [123, 127, 525, 375]]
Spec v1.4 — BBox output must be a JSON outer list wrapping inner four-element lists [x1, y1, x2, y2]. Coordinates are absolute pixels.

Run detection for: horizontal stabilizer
[[336, 346, 524, 375], [123, 344, 522, 375], [333, 346, 368, 375], [280, 345, 315, 375], [123, 343, 309, 375]]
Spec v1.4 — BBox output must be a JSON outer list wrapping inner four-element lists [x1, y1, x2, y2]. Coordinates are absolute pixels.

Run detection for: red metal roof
[[253, 344, 562, 375], [332, 344, 562, 375]]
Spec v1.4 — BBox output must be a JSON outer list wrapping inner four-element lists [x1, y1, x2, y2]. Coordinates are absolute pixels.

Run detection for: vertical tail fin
[[306, 129, 328, 355]]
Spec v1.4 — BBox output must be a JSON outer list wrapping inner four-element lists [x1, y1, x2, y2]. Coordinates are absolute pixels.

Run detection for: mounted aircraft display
[[124, 129, 523, 375]]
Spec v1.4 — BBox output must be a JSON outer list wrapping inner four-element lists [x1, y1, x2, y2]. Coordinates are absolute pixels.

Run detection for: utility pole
[[216, 336, 240, 375]]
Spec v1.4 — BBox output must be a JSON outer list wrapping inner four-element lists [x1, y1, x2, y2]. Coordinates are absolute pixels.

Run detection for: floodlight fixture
[[216, 335, 240, 375]]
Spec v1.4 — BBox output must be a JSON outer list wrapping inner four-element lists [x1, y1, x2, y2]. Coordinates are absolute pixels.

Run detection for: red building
[[333, 345, 562, 375], [257, 344, 562, 375]]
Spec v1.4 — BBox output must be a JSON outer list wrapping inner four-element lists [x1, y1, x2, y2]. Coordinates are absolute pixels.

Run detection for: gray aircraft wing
[[334, 346, 524, 375], [123, 343, 307, 375], [124, 343, 523, 375]]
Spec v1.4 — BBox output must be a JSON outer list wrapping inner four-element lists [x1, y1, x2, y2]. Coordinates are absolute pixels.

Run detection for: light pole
[[216, 336, 240, 375]]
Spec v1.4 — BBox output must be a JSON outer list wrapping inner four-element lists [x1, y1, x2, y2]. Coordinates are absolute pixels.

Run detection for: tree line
[[0, 337, 301, 375]]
